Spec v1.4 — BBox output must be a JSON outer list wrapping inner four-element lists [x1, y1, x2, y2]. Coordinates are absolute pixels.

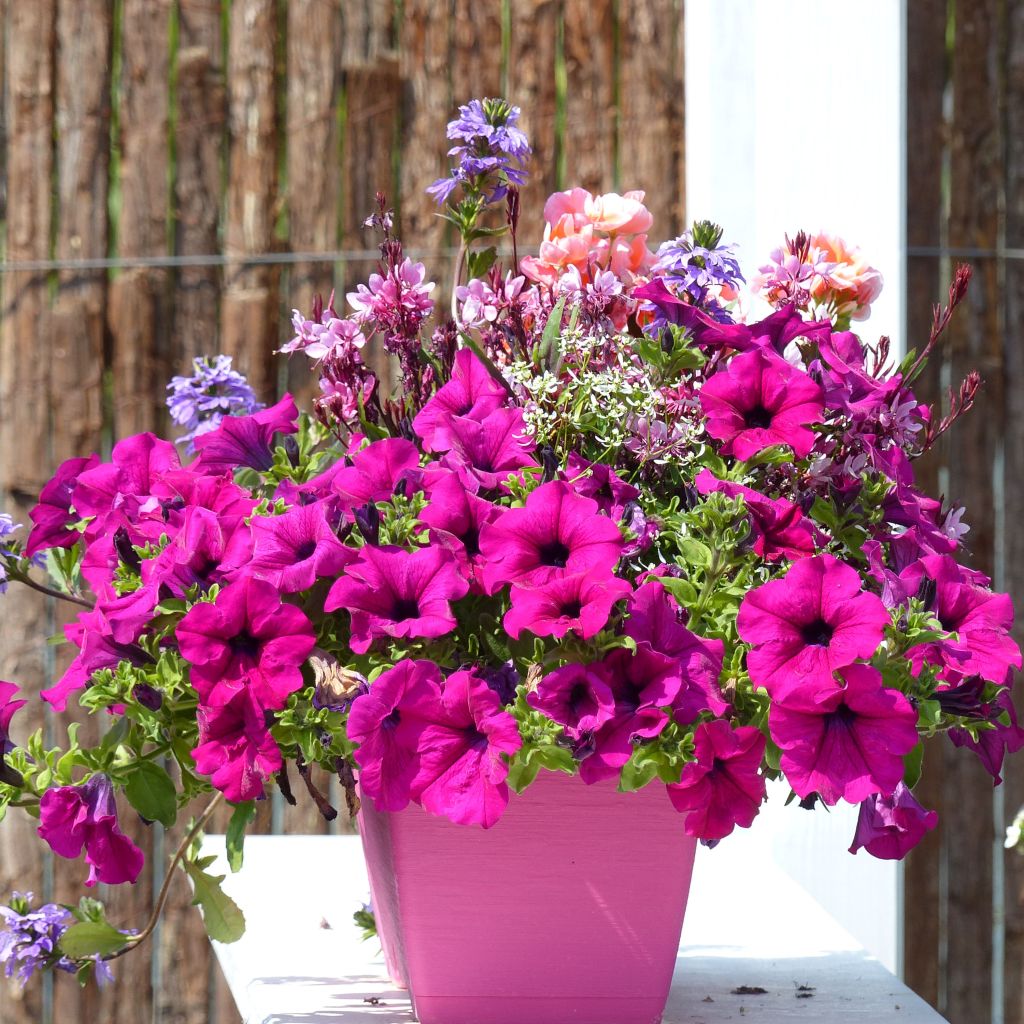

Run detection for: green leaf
[[619, 753, 660, 793], [225, 802, 257, 873], [506, 756, 542, 794], [124, 761, 178, 828], [184, 861, 246, 943], [536, 296, 566, 369], [60, 921, 131, 959], [466, 246, 497, 280], [903, 742, 925, 791]]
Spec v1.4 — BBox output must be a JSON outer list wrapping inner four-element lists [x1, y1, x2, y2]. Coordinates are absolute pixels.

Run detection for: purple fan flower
[[167, 355, 263, 453], [193, 395, 299, 474], [249, 502, 354, 593], [652, 227, 744, 322]]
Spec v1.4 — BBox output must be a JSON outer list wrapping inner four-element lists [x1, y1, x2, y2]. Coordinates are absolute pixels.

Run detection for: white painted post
[[684, 0, 907, 976]]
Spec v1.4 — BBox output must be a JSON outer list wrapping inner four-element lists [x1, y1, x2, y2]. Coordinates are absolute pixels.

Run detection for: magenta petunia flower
[[694, 469, 818, 561], [527, 662, 616, 737], [37, 775, 144, 887], [249, 501, 354, 593], [504, 571, 632, 640], [478, 481, 623, 592], [25, 454, 99, 557], [737, 554, 890, 700], [347, 660, 445, 812], [624, 580, 728, 718], [770, 664, 918, 805], [412, 348, 508, 452], [415, 668, 522, 828], [333, 438, 422, 513], [849, 783, 938, 860], [192, 688, 283, 803], [699, 347, 824, 459], [440, 407, 537, 492], [420, 469, 501, 586], [177, 575, 316, 710], [0, 682, 25, 781], [667, 720, 767, 840], [324, 544, 469, 653], [579, 645, 683, 785], [948, 688, 1024, 783], [564, 453, 639, 519], [193, 395, 299, 473]]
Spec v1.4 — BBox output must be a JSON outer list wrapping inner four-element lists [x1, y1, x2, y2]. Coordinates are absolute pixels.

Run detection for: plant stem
[[104, 792, 223, 962], [13, 573, 93, 609]]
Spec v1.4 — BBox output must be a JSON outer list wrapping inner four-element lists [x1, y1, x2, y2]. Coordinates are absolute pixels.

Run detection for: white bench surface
[[201, 832, 946, 1023]]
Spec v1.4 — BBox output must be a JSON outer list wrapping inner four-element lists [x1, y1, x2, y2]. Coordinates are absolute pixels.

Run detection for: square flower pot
[[359, 769, 698, 1024]]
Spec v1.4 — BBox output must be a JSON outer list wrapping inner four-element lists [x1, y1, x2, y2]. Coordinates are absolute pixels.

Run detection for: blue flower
[[167, 355, 263, 454], [653, 225, 744, 323]]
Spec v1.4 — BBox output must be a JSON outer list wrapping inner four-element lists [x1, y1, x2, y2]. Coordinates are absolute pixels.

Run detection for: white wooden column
[[684, 0, 908, 976]]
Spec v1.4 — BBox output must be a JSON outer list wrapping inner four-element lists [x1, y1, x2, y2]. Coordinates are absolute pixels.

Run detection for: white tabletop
[[201, 833, 947, 1024]]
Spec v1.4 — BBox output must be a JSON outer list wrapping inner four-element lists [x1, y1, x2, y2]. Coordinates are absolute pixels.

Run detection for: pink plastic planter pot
[[358, 769, 698, 1024]]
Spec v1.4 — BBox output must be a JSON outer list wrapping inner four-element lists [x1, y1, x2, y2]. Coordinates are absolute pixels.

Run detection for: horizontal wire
[[907, 245, 1024, 261]]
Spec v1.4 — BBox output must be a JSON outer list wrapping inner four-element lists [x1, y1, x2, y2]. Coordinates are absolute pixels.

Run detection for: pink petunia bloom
[[415, 669, 523, 828], [440, 407, 537, 492], [324, 544, 469, 653], [624, 580, 728, 718], [579, 645, 683, 785], [412, 349, 508, 452], [699, 347, 824, 460], [527, 662, 616, 738], [347, 660, 445, 812], [193, 395, 299, 474], [176, 575, 316, 710], [0, 681, 25, 755], [420, 470, 501, 587], [666, 720, 767, 840], [25, 454, 99, 557], [849, 783, 938, 860], [192, 688, 283, 802], [770, 664, 919, 805], [737, 554, 890, 700], [332, 438, 422, 514], [478, 481, 623, 592], [564, 452, 639, 519], [249, 501, 354, 593], [37, 775, 144, 887], [504, 571, 632, 640], [694, 469, 818, 561]]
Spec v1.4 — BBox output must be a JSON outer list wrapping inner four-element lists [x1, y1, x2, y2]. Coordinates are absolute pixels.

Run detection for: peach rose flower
[[809, 233, 884, 322]]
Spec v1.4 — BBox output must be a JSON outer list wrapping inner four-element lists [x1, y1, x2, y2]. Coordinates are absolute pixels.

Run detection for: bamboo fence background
[[0, 2, 685, 1021]]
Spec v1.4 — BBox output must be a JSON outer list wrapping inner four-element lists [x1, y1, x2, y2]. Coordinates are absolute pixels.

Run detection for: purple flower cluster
[[427, 98, 531, 206], [652, 223, 744, 323], [167, 356, 263, 453]]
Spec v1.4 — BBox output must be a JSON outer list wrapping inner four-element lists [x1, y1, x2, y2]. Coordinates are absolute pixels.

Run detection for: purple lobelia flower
[[427, 98, 531, 206], [249, 501, 354, 593], [193, 395, 299, 474], [37, 775, 145, 887], [325, 544, 469, 653], [167, 355, 263, 453], [849, 783, 938, 860], [652, 222, 744, 323]]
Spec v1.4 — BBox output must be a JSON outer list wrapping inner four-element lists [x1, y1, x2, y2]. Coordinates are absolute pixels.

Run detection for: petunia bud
[[132, 683, 163, 712], [114, 527, 141, 573], [538, 444, 559, 483], [916, 576, 938, 611], [284, 435, 301, 468], [353, 503, 380, 546]]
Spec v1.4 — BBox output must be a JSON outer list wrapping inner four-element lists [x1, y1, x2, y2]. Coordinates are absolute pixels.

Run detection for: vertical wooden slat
[[617, 0, 685, 241], [0, 4, 54, 1018], [285, 0, 340, 407], [109, 0, 173, 439], [222, 0, 279, 399], [902, 0, 950, 1011], [173, 0, 225, 370]]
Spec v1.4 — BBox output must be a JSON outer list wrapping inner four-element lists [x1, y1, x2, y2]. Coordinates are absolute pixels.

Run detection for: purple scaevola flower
[[427, 98, 531, 206], [167, 356, 263, 454], [652, 226, 744, 323]]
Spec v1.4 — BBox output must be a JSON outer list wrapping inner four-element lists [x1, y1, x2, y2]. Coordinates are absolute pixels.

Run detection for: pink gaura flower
[[177, 575, 316, 710], [332, 438, 422, 514], [412, 349, 507, 452], [699, 347, 824, 460], [527, 662, 616, 738], [849, 783, 938, 860], [347, 660, 445, 812], [564, 452, 639, 519], [420, 470, 501, 586], [579, 645, 683, 785], [737, 554, 890, 700], [478, 481, 623, 592], [249, 501, 354, 593], [504, 571, 632, 640], [25, 454, 99, 557], [193, 396, 299, 474], [440, 407, 537, 492], [192, 688, 283, 802], [324, 544, 469, 653], [37, 775, 144, 887], [667, 721, 767, 840], [415, 669, 522, 828], [694, 469, 818, 561], [770, 664, 918, 805]]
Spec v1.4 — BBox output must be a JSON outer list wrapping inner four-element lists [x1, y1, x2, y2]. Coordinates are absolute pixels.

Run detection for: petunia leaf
[[123, 761, 178, 828], [183, 860, 246, 944], [225, 802, 257, 873], [60, 921, 131, 959]]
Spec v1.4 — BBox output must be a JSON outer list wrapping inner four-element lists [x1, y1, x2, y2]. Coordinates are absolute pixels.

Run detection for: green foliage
[[182, 846, 246, 944]]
